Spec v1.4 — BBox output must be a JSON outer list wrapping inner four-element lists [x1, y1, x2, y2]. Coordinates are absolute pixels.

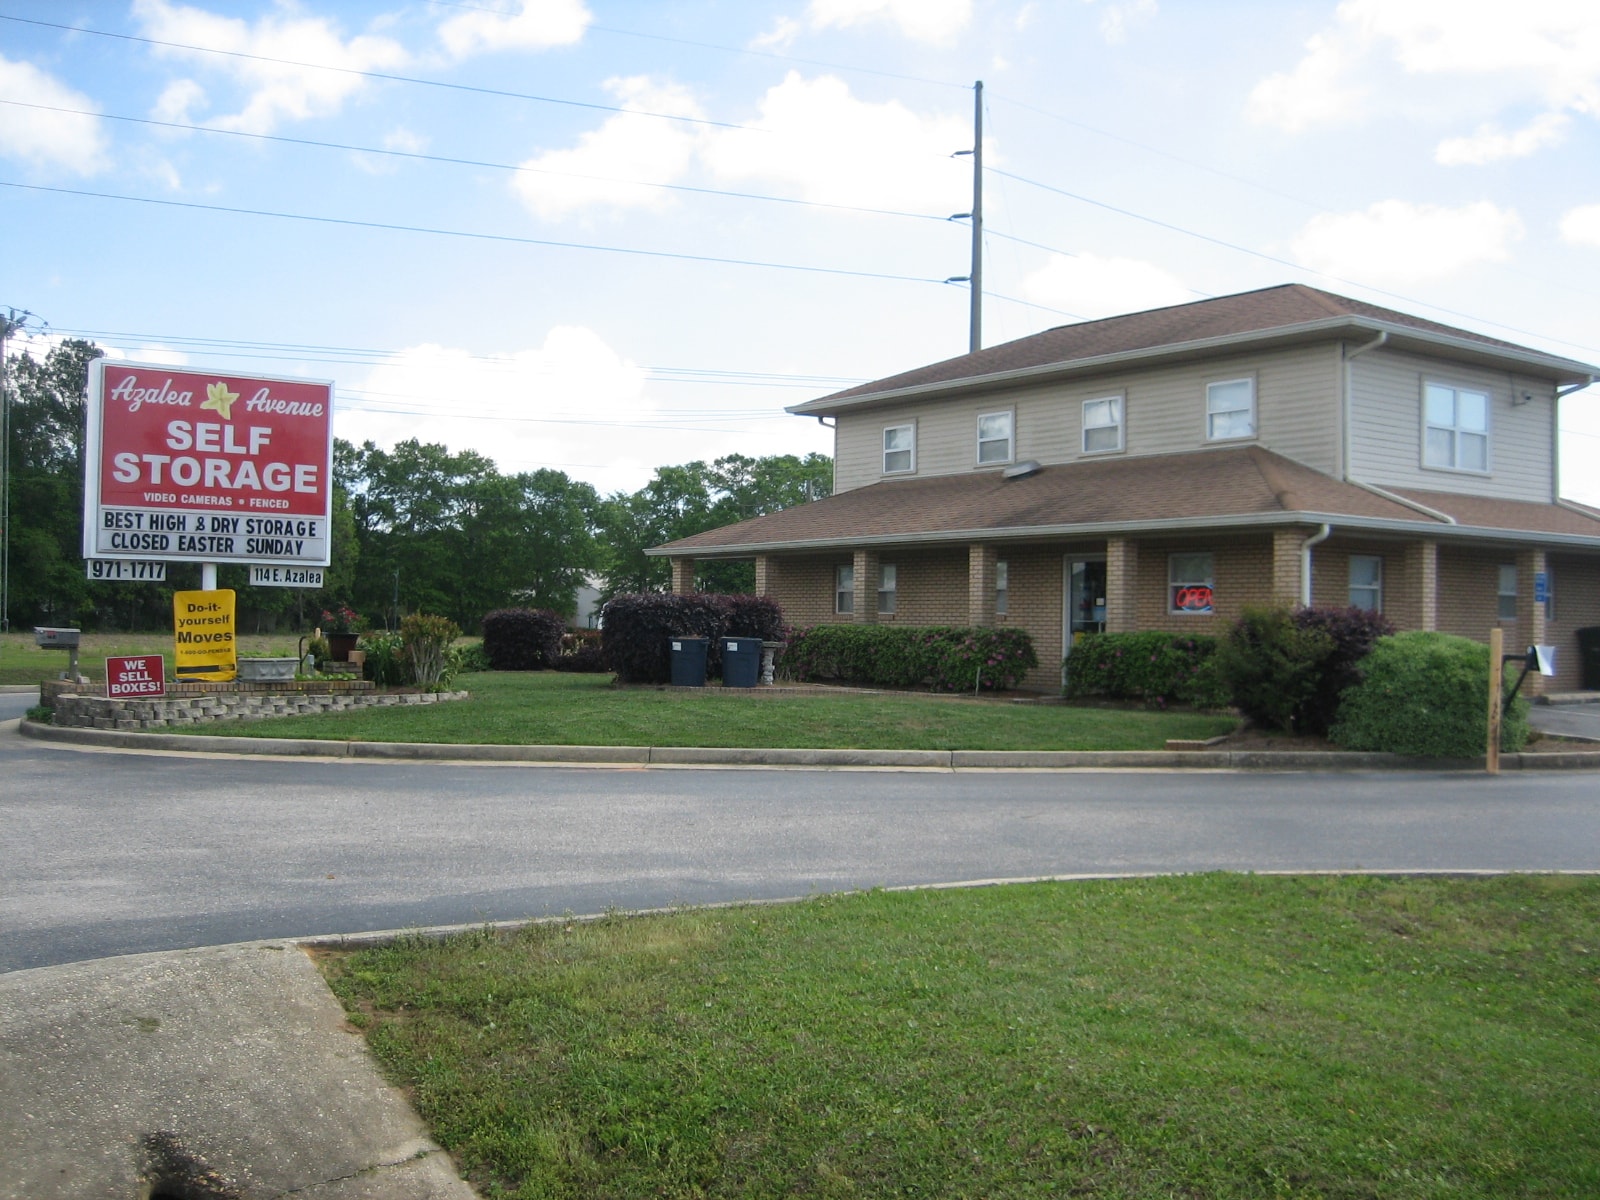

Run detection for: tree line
[[2, 339, 831, 633]]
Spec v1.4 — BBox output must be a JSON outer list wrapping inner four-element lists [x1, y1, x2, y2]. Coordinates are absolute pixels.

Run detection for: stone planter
[[236, 657, 299, 682]]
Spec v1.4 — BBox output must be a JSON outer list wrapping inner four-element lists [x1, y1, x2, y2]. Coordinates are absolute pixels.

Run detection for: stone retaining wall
[[49, 688, 469, 731]]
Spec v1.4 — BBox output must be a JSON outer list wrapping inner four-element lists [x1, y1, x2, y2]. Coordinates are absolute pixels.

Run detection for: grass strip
[[168, 671, 1237, 751], [323, 873, 1600, 1199]]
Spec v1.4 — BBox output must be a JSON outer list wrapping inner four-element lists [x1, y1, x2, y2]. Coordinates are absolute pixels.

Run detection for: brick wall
[[1549, 554, 1600, 692], [875, 548, 967, 625], [48, 687, 467, 731]]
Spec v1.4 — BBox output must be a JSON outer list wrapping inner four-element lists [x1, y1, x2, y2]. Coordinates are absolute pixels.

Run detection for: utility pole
[[0, 307, 45, 634], [949, 82, 984, 354]]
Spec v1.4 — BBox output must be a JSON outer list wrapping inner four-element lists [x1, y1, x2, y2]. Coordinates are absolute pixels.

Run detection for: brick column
[[669, 557, 695, 595], [852, 548, 879, 624], [968, 543, 997, 627], [754, 555, 770, 596], [1105, 538, 1139, 633], [1515, 548, 1549, 697], [1272, 528, 1307, 607], [1398, 540, 1438, 632]]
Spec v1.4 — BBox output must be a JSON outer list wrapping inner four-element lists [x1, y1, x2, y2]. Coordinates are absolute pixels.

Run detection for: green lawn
[[323, 873, 1600, 1199], [173, 670, 1237, 751]]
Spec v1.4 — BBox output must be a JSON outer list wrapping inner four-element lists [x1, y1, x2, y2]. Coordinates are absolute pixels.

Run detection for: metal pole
[[969, 80, 983, 354], [1487, 627, 1503, 775], [202, 562, 218, 591], [0, 315, 10, 634]]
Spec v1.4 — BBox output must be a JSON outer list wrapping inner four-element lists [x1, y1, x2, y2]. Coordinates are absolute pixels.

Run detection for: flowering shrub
[[320, 605, 367, 635], [783, 625, 1038, 692], [1063, 631, 1227, 709]]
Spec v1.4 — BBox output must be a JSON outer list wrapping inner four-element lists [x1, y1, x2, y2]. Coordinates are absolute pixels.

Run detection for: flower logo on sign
[[202, 381, 239, 420]]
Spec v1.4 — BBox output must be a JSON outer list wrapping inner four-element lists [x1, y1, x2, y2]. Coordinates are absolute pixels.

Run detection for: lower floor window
[[1169, 552, 1214, 614], [1498, 564, 1517, 620], [836, 564, 854, 614], [995, 560, 1008, 616], [878, 563, 897, 614], [1348, 554, 1382, 612]]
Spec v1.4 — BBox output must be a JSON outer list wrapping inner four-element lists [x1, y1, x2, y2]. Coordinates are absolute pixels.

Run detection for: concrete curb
[[18, 717, 1600, 770]]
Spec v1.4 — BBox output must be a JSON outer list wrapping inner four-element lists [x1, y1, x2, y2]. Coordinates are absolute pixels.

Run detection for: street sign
[[249, 564, 325, 588], [86, 559, 166, 582], [173, 589, 237, 681], [84, 362, 333, 568], [106, 654, 167, 698]]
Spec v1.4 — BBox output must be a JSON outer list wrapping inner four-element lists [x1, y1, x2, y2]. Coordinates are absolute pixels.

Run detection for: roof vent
[[1003, 459, 1043, 480]]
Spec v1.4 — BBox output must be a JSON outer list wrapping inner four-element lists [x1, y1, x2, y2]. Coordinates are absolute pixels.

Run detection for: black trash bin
[[669, 636, 709, 687], [721, 637, 761, 688], [1577, 627, 1600, 691]]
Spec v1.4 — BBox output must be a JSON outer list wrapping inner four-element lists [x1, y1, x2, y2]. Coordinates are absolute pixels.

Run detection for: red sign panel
[[106, 654, 166, 698], [84, 362, 333, 566]]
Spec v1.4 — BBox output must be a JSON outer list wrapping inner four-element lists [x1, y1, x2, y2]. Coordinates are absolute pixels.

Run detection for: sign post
[[1486, 627, 1503, 775]]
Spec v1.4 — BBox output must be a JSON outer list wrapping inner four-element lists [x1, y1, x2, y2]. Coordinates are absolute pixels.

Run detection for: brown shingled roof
[[1393, 489, 1600, 539], [653, 447, 1442, 556], [793, 284, 1596, 410]]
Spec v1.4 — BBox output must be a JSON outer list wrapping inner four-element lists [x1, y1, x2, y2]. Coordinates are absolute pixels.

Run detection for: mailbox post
[[34, 626, 84, 683]]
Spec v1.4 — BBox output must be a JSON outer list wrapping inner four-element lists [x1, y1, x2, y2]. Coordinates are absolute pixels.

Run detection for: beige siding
[[830, 344, 1341, 493], [1348, 346, 1556, 502]]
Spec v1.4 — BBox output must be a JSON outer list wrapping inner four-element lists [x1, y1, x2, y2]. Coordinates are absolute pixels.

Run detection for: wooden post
[[1487, 627, 1503, 775]]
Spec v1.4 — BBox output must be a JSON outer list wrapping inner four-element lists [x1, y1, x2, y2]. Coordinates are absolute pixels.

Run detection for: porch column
[[669, 557, 695, 595], [852, 548, 879, 624], [1398, 540, 1438, 631], [754, 555, 771, 596], [968, 543, 997, 627], [1272, 528, 1306, 608], [1105, 537, 1139, 633], [1515, 548, 1549, 697]]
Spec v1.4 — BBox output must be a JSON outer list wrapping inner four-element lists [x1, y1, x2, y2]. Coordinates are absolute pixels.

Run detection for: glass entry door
[[1063, 557, 1108, 685]]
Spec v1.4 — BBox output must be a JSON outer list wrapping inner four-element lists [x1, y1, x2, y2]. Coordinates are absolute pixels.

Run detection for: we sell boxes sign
[[83, 362, 333, 567]]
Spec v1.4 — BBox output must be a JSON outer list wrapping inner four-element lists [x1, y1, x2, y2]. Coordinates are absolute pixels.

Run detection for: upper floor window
[[1424, 382, 1489, 472], [995, 560, 1009, 616], [1206, 378, 1255, 441], [977, 411, 1013, 464], [883, 424, 915, 474], [835, 564, 854, 614], [1082, 396, 1123, 454], [878, 563, 897, 614], [1349, 555, 1383, 612], [1169, 552, 1215, 615]]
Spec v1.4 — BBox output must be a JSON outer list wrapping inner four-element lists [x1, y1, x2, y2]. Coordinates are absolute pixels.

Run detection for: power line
[[0, 99, 952, 226], [1, 181, 947, 288], [0, 12, 755, 132]]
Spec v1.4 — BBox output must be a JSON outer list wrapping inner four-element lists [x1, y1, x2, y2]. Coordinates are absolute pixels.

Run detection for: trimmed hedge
[[783, 625, 1038, 692], [1289, 606, 1395, 735], [553, 629, 608, 673], [482, 607, 566, 671], [1330, 631, 1529, 758], [602, 593, 787, 684], [1063, 632, 1227, 709], [1214, 607, 1335, 732]]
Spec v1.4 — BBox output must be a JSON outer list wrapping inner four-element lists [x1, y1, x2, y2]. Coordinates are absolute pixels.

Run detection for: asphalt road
[[5, 723, 1599, 973]]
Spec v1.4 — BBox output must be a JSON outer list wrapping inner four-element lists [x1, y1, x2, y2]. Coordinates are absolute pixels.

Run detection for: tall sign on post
[[83, 363, 334, 569]]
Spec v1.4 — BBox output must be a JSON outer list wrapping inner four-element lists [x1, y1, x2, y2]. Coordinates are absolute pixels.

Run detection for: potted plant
[[320, 606, 368, 662]]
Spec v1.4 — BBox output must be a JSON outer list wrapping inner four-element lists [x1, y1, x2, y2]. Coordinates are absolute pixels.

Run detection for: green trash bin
[[1576, 627, 1600, 691]]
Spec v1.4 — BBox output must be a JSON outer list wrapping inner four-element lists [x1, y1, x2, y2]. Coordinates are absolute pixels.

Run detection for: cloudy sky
[[5, 0, 1600, 501]]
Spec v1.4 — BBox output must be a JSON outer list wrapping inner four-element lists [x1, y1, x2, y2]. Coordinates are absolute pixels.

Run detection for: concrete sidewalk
[[0, 942, 476, 1199]]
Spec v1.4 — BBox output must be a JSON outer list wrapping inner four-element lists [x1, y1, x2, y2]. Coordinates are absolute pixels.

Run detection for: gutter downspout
[[1342, 331, 1388, 480], [1348, 478, 1458, 525], [1301, 522, 1332, 607]]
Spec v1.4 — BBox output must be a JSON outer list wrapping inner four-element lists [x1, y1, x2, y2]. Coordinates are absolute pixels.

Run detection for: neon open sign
[[1172, 585, 1214, 613]]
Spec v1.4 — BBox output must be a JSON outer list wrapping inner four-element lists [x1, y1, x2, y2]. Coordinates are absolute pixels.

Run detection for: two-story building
[[649, 284, 1600, 693]]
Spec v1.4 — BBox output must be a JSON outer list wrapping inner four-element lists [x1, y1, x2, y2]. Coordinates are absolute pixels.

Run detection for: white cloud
[[1022, 253, 1191, 320], [152, 78, 206, 125], [131, 0, 408, 134], [0, 56, 110, 175], [1091, 0, 1157, 45], [510, 77, 705, 219], [437, 0, 591, 60], [807, 0, 972, 44], [341, 328, 656, 482], [1435, 111, 1571, 164], [1291, 199, 1524, 285], [700, 73, 970, 211], [1559, 204, 1600, 247], [1248, 1, 1600, 159], [750, 17, 803, 50]]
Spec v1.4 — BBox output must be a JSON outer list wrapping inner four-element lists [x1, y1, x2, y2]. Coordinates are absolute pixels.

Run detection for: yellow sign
[[173, 589, 237, 681]]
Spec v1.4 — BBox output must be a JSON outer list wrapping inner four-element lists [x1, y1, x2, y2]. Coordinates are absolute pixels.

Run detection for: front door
[[1062, 557, 1107, 687]]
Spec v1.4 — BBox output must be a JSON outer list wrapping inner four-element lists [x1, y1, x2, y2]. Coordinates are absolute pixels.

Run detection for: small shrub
[[452, 642, 491, 675], [1290, 606, 1395, 735], [1064, 632, 1227, 709], [359, 629, 409, 687], [1215, 606, 1335, 732], [306, 634, 330, 669], [783, 625, 1038, 691], [1330, 631, 1529, 758], [482, 608, 566, 671], [25, 704, 52, 724], [402, 612, 461, 690]]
